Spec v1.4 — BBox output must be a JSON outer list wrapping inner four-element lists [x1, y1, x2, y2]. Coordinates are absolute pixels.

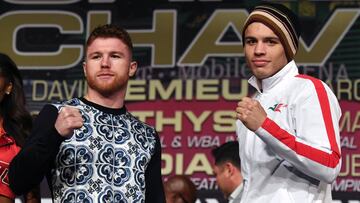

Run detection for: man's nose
[[254, 42, 265, 55], [101, 56, 110, 67]]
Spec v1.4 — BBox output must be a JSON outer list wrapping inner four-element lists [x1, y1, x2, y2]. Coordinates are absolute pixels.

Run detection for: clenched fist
[[236, 97, 267, 131], [55, 106, 84, 138]]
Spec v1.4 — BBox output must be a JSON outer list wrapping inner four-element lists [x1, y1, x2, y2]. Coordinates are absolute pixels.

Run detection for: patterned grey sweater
[[9, 98, 165, 203]]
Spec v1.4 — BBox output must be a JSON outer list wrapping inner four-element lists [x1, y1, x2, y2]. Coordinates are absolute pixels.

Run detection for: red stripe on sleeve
[[296, 75, 340, 156], [261, 75, 340, 168], [262, 118, 339, 168]]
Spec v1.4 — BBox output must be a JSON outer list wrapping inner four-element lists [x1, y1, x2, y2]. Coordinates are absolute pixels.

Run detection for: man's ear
[[224, 162, 235, 176], [129, 61, 138, 77], [83, 61, 87, 77]]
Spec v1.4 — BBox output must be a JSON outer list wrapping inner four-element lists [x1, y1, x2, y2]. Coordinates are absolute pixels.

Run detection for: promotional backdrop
[[0, 0, 359, 202]]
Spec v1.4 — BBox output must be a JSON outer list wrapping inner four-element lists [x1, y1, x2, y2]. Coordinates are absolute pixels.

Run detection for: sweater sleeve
[[9, 104, 65, 195], [255, 76, 341, 183], [145, 132, 165, 203]]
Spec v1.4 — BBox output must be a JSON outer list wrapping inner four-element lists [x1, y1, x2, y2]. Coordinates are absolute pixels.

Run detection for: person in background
[[164, 175, 197, 203], [9, 24, 165, 203], [211, 141, 243, 203], [236, 2, 341, 202], [0, 53, 40, 203]]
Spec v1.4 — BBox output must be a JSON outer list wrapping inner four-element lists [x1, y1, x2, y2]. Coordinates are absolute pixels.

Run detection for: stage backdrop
[[0, 0, 359, 202]]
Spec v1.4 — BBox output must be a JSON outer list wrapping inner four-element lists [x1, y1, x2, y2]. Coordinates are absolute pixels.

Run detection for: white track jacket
[[236, 61, 341, 203]]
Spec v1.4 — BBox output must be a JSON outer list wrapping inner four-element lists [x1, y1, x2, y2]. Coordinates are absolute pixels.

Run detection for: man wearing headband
[[235, 2, 341, 202]]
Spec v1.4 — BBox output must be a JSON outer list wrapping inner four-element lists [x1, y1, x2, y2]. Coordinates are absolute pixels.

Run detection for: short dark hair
[[86, 24, 133, 55], [211, 141, 240, 169]]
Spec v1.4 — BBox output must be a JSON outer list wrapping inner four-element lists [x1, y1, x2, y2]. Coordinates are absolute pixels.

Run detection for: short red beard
[[86, 75, 127, 96]]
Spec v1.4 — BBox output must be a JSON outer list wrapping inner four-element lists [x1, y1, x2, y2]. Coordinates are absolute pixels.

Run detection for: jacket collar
[[228, 183, 244, 203], [248, 60, 298, 93]]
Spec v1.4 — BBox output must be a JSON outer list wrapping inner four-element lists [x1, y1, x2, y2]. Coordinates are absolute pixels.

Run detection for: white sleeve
[[255, 77, 341, 183]]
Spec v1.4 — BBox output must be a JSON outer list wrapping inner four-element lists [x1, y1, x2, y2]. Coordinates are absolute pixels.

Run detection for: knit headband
[[242, 2, 301, 61]]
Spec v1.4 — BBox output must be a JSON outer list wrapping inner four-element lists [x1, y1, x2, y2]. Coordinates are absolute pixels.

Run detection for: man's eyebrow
[[244, 36, 281, 41], [264, 36, 280, 41], [244, 36, 258, 43], [110, 51, 125, 56], [88, 51, 101, 56], [87, 51, 126, 56]]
